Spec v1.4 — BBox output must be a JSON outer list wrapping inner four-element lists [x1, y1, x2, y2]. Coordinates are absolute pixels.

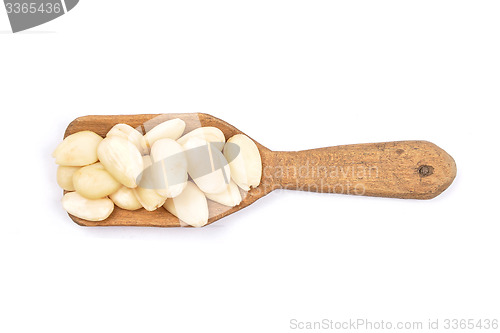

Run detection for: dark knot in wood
[[418, 165, 434, 177]]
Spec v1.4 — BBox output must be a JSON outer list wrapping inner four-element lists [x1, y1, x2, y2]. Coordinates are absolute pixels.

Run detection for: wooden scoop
[[63, 113, 457, 227]]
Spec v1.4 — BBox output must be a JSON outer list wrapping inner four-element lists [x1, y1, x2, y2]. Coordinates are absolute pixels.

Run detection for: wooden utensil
[[63, 113, 456, 227]]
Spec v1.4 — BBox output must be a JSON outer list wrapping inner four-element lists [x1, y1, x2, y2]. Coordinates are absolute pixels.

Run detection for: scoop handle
[[264, 141, 456, 199]]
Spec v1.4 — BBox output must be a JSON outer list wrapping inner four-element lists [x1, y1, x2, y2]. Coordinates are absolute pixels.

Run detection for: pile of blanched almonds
[[53, 118, 262, 227]]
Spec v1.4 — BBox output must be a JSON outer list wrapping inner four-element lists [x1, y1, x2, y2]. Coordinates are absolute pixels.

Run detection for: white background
[[0, 1, 499, 332]]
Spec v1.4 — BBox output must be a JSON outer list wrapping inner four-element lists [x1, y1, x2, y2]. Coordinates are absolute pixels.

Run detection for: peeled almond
[[163, 182, 209, 227], [106, 123, 148, 155], [97, 136, 144, 188], [62, 192, 114, 221], [73, 162, 121, 199], [223, 134, 262, 191], [177, 127, 225, 150], [149, 139, 188, 198], [182, 137, 231, 194], [109, 186, 142, 210], [133, 156, 167, 211], [53, 131, 103, 166], [144, 118, 186, 148], [134, 186, 166, 211], [56, 166, 80, 191], [205, 180, 242, 207]]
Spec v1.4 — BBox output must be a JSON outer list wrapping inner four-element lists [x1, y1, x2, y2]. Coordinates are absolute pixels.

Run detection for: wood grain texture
[[62, 113, 456, 227]]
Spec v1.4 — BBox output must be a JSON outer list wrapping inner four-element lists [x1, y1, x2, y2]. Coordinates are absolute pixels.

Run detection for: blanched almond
[[177, 127, 225, 150], [62, 192, 114, 221], [144, 118, 185, 148], [53, 131, 103, 166], [223, 134, 262, 191], [106, 123, 148, 155], [109, 186, 142, 210], [133, 156, 167, 211], [97, 136, 144, 188], [134, 186, 166, 211], [163, 182, 209, 227], [182, 137, 231, 194], [205, 180, 242, 207], [73, 162, 121, 199], [149, 139, 188, 198], [56, 166, 80, 191]]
